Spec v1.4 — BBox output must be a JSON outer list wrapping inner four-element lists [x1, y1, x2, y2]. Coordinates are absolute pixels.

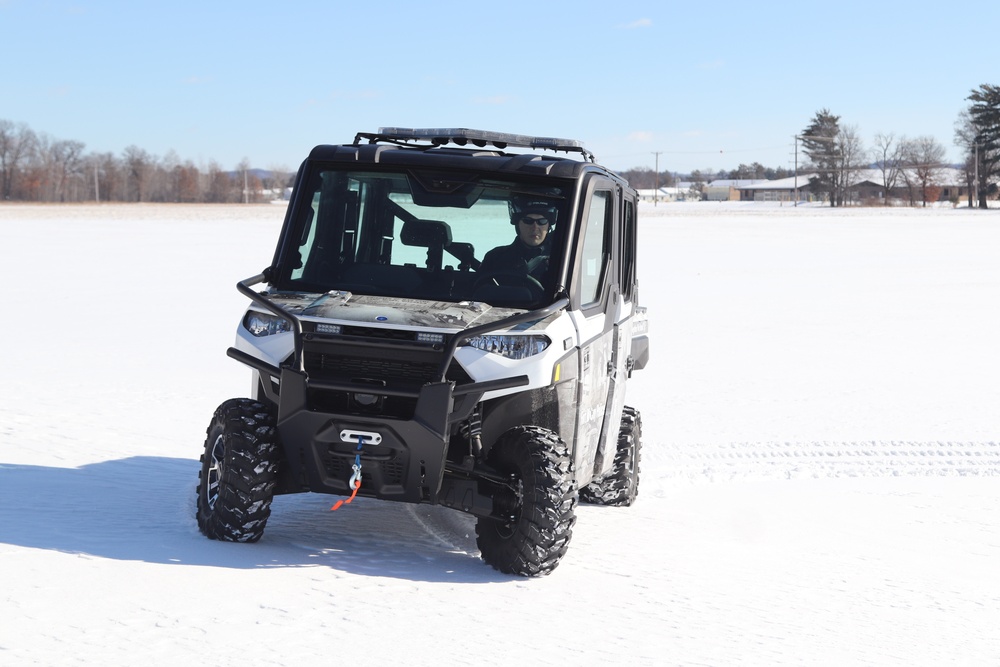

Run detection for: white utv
[[196, 128, 649, 576]]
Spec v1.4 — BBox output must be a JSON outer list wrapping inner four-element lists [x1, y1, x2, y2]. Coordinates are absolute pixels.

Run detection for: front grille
[[299, 331, 472, 419], [321, 447, 405, 487], [342, 325, 418, 341], [380, 458, 405, 485], [305, 351, 439, 385]]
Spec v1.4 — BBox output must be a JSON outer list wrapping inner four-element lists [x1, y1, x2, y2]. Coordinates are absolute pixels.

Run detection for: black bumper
[[275, 366, 454, 503]]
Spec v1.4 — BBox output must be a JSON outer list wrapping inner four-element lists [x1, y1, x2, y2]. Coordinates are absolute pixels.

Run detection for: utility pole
[[974, 143, 980, 208], [652, 151, 662, 206], [793, 136, 799, 206]]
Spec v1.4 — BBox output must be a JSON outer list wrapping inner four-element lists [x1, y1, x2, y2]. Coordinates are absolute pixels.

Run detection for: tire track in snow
[[662, 440, 1000, 483]]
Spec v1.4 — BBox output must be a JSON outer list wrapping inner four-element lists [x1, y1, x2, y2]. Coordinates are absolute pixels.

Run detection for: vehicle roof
[[304, 142, 630, 186]]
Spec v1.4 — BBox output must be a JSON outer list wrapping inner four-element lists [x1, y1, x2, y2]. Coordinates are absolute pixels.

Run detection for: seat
[[401, 219, 452, 271]]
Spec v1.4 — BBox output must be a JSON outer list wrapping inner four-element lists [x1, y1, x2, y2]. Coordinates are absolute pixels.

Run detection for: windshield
[[275, 166, 571, 309]]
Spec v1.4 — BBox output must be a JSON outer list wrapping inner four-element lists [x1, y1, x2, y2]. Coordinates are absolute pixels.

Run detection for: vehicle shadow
[[0, 456, 507, 583]]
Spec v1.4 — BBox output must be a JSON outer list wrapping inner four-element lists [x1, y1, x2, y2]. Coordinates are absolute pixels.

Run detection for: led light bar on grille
[[315, 323, 343, 335]]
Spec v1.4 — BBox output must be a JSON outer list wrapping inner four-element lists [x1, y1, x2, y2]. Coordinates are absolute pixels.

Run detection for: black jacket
[[478, 238, 550, 279]]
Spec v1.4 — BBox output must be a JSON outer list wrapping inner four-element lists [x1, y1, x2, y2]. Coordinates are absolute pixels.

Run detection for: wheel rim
[[494, 476, 524, 538], [205, 434, 225, 510]]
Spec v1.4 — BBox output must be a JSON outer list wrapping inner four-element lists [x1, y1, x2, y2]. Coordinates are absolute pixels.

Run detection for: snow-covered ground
[[1, 201, 998, 666]]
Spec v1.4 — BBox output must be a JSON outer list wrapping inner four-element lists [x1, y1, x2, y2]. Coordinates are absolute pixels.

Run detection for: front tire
[[196, 398, 281, 542], [580, 406, 642, 506], [476, 426, 577, 577]]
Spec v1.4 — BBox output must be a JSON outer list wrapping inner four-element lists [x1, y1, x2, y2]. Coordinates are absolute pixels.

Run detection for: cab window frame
[[573, 178, 617, 316]]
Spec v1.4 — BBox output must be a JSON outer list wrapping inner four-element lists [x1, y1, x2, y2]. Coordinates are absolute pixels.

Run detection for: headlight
[[243, 311, 292, 337], [463, 334, 550, 360]]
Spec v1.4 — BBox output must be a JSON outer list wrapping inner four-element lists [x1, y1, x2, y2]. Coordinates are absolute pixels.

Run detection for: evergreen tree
[[801, 109, 843, 206], [966, 84, 1000, 209]]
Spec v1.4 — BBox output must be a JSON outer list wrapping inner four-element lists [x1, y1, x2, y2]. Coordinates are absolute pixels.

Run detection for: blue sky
[[2, 0, 996, 175]]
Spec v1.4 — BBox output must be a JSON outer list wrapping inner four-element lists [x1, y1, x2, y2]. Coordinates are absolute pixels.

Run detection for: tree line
[[619, 163, 793, 193], [800, 83, 999, 208], [0, 119, 292, 203], [4, 84, 998, 206], [622, 84, 999, 207]]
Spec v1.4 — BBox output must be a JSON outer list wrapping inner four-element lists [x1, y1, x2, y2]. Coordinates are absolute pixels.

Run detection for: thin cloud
[[621, 18, 652, 29], [330, 89, 382, 100], [473, 95, 515, 106], [626, 131, 654, 143]]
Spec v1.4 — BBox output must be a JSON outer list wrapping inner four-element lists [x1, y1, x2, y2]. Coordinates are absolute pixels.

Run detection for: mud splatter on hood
[[260, 290, 532, 331]]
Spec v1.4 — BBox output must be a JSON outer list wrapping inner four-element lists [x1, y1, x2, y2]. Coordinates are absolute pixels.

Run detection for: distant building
[[705, 179, 767, 201], [637, 187, 687, 203], [735, 168, 972, 205], [734, 175, 817, 203]]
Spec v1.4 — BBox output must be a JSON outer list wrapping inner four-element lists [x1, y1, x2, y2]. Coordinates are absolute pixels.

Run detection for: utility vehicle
[[196, 128, 649, 576]]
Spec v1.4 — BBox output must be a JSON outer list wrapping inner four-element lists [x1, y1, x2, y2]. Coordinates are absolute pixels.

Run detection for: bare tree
[[871, 132, 905, 205], [92, 151, 125, 202], [688, 170, 708, 199], [151, 149, 181, 202], [28, 132, 55, 200], [836, 125, 866, 205], [169, 160, 201, 203], [902, 136, 946, 207], [205, 160, 235, 203], [123, 145, 154, 202], [954, 110, 978, 207], [50, 139, 85, 202], [0, 120, 36, 200], [265, 163, 292, 200], [959, 153, 977, 207]]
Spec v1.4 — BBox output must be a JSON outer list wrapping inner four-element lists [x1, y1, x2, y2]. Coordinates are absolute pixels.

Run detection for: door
[[569, 182, 621, 481], [598, 194, 638, 477]]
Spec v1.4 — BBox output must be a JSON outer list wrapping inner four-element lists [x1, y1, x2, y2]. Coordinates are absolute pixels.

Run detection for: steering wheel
[[471, 270, 544, 297]]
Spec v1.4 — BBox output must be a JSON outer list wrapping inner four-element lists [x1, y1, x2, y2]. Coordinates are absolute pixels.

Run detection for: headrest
[[400, 219, 452, 247]]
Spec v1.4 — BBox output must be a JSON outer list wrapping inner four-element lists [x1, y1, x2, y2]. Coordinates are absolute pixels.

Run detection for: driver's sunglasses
[[518, 216, 551, 226]]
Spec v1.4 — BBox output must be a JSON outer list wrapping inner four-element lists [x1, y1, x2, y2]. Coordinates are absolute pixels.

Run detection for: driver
[[478, 201, 556, 280]]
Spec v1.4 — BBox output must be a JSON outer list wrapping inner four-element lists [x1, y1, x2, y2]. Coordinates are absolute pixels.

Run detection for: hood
[[262, 290, 527, 331]]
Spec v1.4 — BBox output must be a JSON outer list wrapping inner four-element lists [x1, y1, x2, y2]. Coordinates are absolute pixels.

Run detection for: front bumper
[[275, 366, 456, 502]]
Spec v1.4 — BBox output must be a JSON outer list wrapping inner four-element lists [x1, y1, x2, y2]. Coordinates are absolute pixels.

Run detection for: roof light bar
[[355, 127, 595, 162]]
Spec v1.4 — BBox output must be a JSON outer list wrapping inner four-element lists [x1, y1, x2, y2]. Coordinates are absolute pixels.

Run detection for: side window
[[580, 190, 611, 305], [620, 198, 636, 301], [290, 192, 321, 280]]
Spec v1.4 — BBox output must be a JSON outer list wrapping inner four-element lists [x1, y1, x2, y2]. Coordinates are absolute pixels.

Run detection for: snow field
[[1, 201, 998, 666]]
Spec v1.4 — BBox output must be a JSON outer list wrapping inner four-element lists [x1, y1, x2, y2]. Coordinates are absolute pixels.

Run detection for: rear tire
[[475, 426, 577, 577], [196, 398, 281, 542], [580, 406, 642, 506]]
